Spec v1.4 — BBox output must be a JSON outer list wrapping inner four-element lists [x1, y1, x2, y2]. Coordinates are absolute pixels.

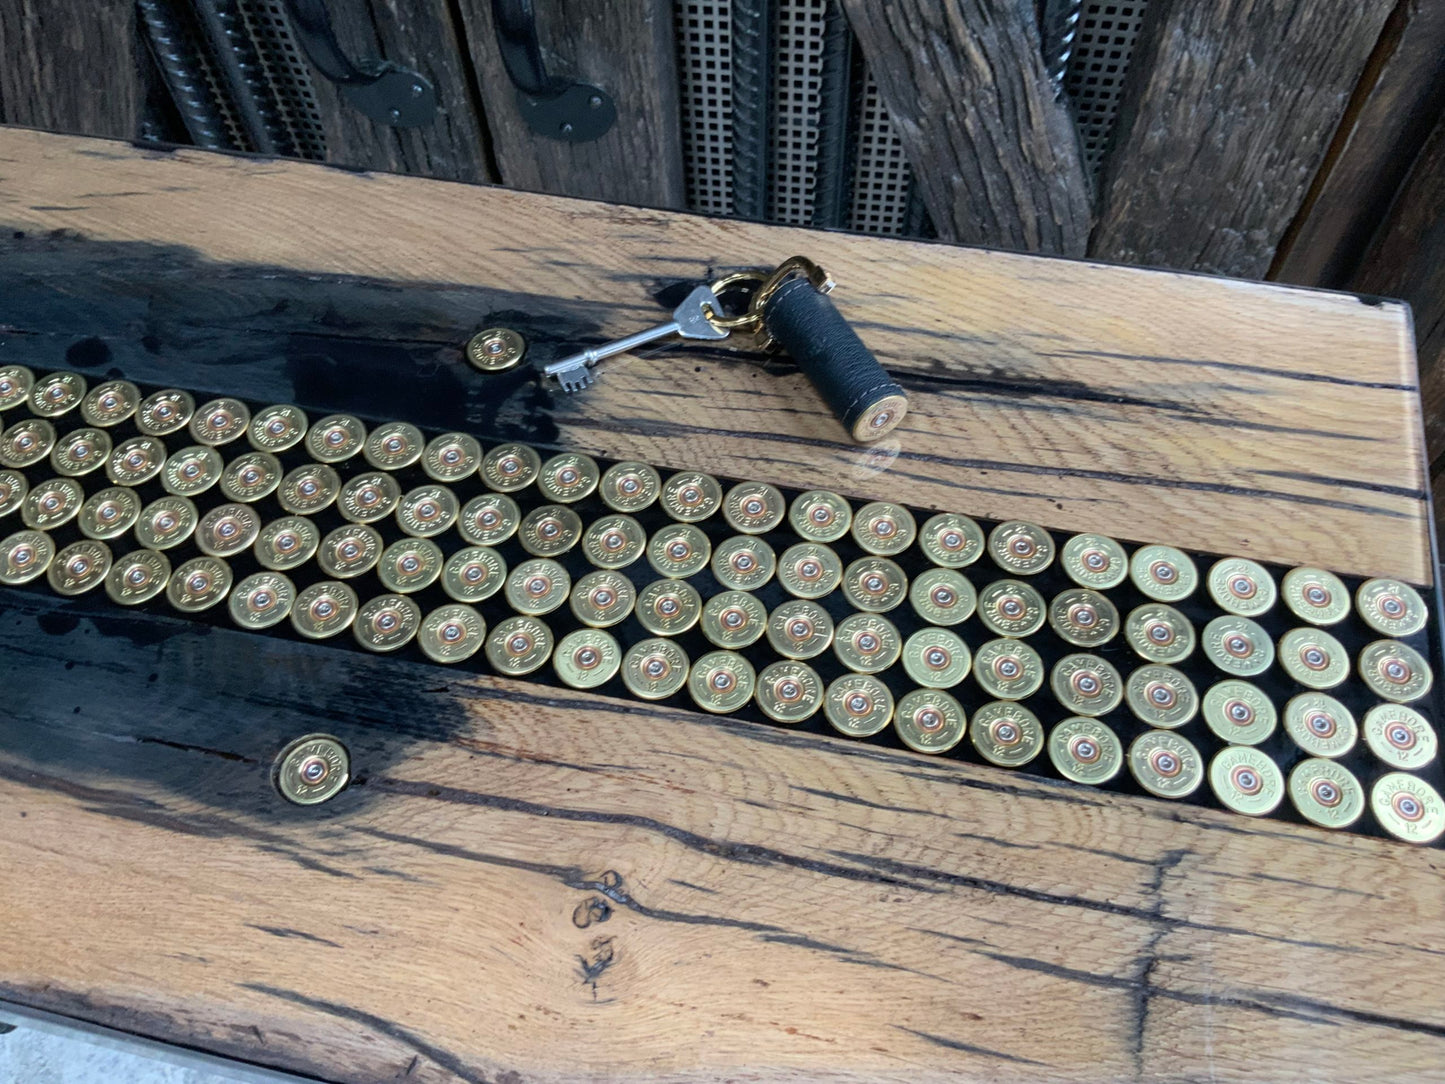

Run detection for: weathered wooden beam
[[451, 0, 685, 208], [4, 586, 1445, 1084], [838, 0, 1093, 256], [1350, 108, 1445, 522], [307, 0, 495, 184], [0, 129, 1431, 579], [0, 127, 1440, 1083], [0, 0, 142, 139], [1272, 0, 1445, 287], [1091, 0, 1397, 277]]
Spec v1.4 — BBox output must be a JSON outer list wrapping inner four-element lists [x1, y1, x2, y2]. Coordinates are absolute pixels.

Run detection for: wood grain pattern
[[839, 0, 1092, 255], [0, 128, 1428, 582], [0, 0, 141, 140], [1351, 108, 1445, 522], [306, 0, 494, 184], [2, 588, 1444, 1083], [451, 0, 684, 207], [0, 127, 1442, 1083], [1271, 0, 1445, 287], [1091, 0, 1397, 277]]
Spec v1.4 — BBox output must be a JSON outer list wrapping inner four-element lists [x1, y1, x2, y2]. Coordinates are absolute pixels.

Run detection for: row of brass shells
[[3, 512, 1434, 708], [1, 369, 1440, 840], [0, 370, 1431, 624]]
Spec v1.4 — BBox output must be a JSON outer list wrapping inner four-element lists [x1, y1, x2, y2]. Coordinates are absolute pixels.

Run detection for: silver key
[[545, 285, 730, 393]]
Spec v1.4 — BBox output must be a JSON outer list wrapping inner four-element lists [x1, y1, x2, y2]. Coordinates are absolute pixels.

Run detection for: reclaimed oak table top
[[0, 127, 1442, 1083]]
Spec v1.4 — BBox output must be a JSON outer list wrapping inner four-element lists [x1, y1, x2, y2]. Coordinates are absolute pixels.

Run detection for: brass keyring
[[705, 270, 771, 333], [705, 258, 833, 346], [750, 256, 834, 319]]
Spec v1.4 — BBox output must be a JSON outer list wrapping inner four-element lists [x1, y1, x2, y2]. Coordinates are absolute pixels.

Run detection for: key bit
[[545, 285, 729, 393]]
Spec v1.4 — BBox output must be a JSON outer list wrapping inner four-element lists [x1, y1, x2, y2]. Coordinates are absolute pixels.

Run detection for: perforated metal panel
[[676, 0, 735, 216], [767, 0, 829, 225], [848, 72, 911, 235], [140, 0, 328, 160], [675, 0, 920, 234], [137, 0, 251, 150], [236, 0, 328, 161], [1063, 0, 1151, 175]]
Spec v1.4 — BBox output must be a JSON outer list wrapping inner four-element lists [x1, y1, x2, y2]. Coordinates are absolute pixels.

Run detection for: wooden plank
[[0, 0, 141, 140], [304, 0, 495, 184], [1350, 108, 1445, 523], [838, 0, 1092, 256], [0, 127, 1430, 582], [1, 588, 1443, 1083], [449, 0, 684, 207], [1272, 0, 1445, 287], [1, 128, 1442, 1082], [1091, 0, 1397, 277]]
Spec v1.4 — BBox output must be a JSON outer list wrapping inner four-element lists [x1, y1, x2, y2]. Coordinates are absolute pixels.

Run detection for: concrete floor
[[0, 1003, 308, 1084]]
